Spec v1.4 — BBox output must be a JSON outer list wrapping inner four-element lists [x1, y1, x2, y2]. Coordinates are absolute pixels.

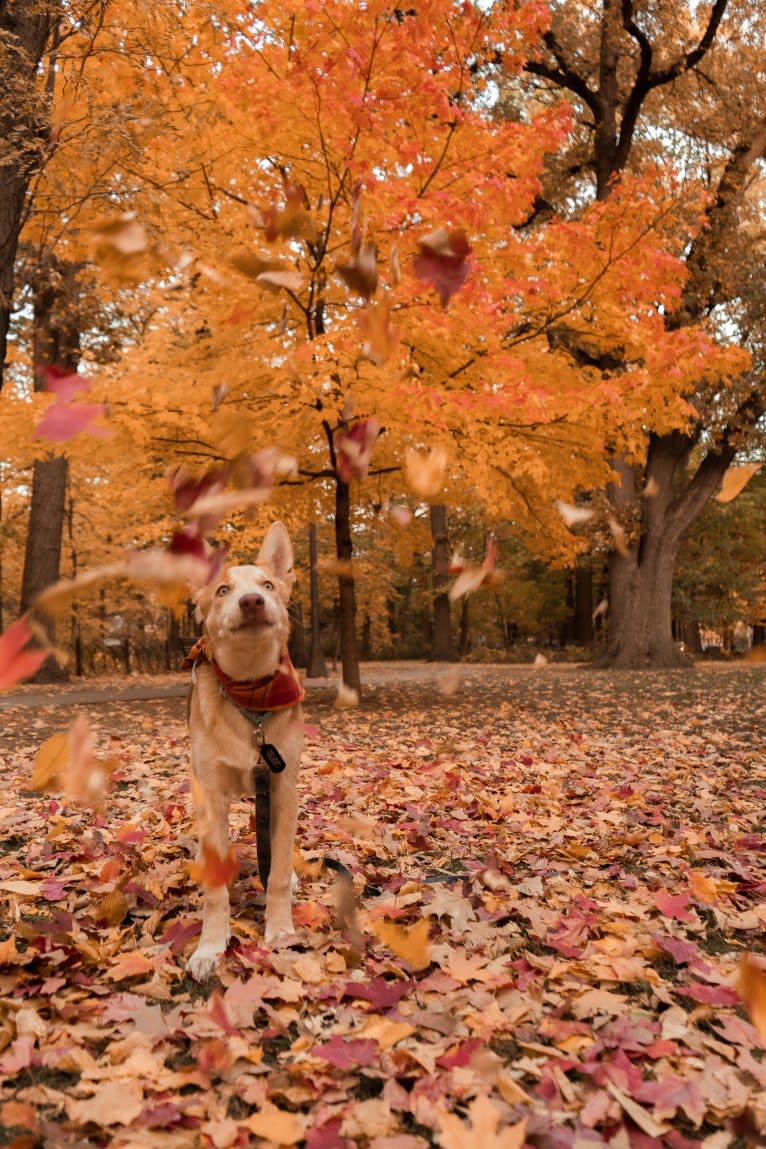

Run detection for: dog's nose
[[239, 593, 266, 620]]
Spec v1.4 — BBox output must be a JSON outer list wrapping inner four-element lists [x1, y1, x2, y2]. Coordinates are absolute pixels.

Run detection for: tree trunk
[[20, 256, 81, 680], [335, 475, 361, 694], [598, 431, 741, 668], [306, 522, 327, 677], [20, 454, 68, 612], [571, 564, 594, 645], [0, 4, 56, 387], [429, 503, 455, 661]]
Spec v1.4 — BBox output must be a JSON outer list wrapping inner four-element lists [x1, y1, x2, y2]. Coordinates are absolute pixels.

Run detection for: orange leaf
[[739, 953, 766, 1041], [371, 916, 430, 970], [187, 843, 239, 889]]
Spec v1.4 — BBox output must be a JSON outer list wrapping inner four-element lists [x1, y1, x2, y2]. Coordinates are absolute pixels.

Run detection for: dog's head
[[194, 522, 295, 678]]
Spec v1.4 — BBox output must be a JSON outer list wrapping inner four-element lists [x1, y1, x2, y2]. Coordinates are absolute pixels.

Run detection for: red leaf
[[653, 889, 695, 922], [41, 365, 92, 400], [0, 616, 47, 690], [413, 226, 472, 305], [311, 1035, 378, 1069], [676, 982, 739, 1006], [335, 419, 380, 483], [34, 400, 109, 442]]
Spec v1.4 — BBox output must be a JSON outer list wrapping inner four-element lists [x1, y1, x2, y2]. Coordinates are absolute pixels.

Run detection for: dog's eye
[[263, 580, 274, 591], [216, 584, 230, 597]]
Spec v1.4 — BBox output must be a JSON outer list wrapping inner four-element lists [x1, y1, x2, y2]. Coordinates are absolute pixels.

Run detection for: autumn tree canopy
[[1, 0, 762, 675]]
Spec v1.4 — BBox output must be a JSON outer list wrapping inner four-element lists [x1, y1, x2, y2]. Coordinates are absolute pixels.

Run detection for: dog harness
[[183, 636, 304, 774]]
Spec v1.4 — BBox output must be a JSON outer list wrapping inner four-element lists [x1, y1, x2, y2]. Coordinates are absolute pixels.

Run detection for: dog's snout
[[239, 593, 266, 618]]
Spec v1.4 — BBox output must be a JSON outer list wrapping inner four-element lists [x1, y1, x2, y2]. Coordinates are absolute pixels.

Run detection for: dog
[[184, 521, 304, 980]]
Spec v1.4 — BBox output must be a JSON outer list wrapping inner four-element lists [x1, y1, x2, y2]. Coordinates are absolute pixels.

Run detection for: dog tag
[[260, 742, 286, 773]]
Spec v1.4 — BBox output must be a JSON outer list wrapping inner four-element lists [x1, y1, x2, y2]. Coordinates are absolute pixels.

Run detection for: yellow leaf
[[371, 916, 430, 970], [30, 732, 69, 790], [688, 869, 719, 905], [436, 1096, 526, 1149], [716, 462, 760, 503], [244, 1102, 305, 1146]]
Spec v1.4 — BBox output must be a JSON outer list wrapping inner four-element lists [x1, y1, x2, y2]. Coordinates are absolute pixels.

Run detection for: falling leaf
[[41, 365, 92, 400], [404, 446, 448, 499], [30, 732, 69, 791], [90, 212, 148, 255], [608, 516, 630, 556], [358, 299, 399, 365], [33, 563, 127, 620], [413, 226, 472, 305], [449, 536, 503, 601], [0, 616, 48, 689], [335, 418, 380, 483], [370, 917, 430, 970], [334, 683, 360, 709], [256, 268, 304, 293], [317, 558, 356, 579], [336, 241, 378, 298], [231, 251, 286, 280], [715, 462, 760, 503], [187, 842, 240, 889], [436, 1095, 526, 1149], [554, 499, 594, 527], [643, 476, 660, 497], [34, 399, 110, 442], [259, 181, 315, 243], [739, 953, 766, 1040]]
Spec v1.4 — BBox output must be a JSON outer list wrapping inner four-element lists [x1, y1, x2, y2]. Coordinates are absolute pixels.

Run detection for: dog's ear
[[258, 521, 295, 594], [193, 582, 214, 624]]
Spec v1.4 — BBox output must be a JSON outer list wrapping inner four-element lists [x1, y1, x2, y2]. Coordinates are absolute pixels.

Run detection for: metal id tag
[[260, 743, 286, 773]]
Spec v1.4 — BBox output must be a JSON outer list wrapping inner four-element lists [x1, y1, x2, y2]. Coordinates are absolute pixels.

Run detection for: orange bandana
[[183, 636, 304, 712]]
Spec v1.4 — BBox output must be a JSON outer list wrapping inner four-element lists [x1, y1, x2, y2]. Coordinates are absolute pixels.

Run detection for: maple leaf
[[40, 364, 92, 400], [738, 954, 766, 1040], [358, 299, 399, 365], [370, 916, 431, 970], [716, 462, 760, 503], [413, 226, 473, 305], [311, 1035, 379, 1069], [449, 535, 504, 601], [187, 842, 239, 888], [404, 445, 448, 499], [334, 418, 380, 482], [436, 1095, 526, 1149], [0, 616, 48, 689], [89, 212, 148, 255], [34, 398, 110, 442], [336, 241, 378, 298], [259, 181, 315, 243], [244, 1102, 305, 1145], [555, 499, 594, 527], [168, 464, 230, 514]]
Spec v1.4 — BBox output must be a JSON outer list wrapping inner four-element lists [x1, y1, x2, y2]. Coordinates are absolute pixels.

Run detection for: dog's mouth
[[233, 618, 274, 632]]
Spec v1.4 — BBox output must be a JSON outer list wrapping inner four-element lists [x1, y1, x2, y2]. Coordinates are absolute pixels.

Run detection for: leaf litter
[[0, 662, 764, 1148]]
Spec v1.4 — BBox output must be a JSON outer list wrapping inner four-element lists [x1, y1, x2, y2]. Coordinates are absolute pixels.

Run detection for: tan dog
[[185, 522, 304, 980]]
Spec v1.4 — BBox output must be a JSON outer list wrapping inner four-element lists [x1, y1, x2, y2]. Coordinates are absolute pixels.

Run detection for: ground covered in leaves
[[0, 662, 765, 1149]]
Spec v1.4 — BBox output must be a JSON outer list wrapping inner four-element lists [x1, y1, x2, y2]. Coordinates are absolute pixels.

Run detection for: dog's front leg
[[264, 770, 298, 945], [187, 787, 232, 980]]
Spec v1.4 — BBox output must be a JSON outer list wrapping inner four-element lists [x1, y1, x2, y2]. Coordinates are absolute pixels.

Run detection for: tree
[[521, 0, 766, 667], [0, 0, 57, 385]]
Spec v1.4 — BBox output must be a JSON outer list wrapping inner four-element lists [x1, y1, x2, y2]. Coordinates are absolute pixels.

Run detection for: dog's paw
[[264, 918, 296, 948], [186, 944, 226, 981]]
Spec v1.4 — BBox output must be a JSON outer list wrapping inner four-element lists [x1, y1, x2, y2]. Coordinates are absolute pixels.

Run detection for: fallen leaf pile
[[0, 662, 764, 1148]]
